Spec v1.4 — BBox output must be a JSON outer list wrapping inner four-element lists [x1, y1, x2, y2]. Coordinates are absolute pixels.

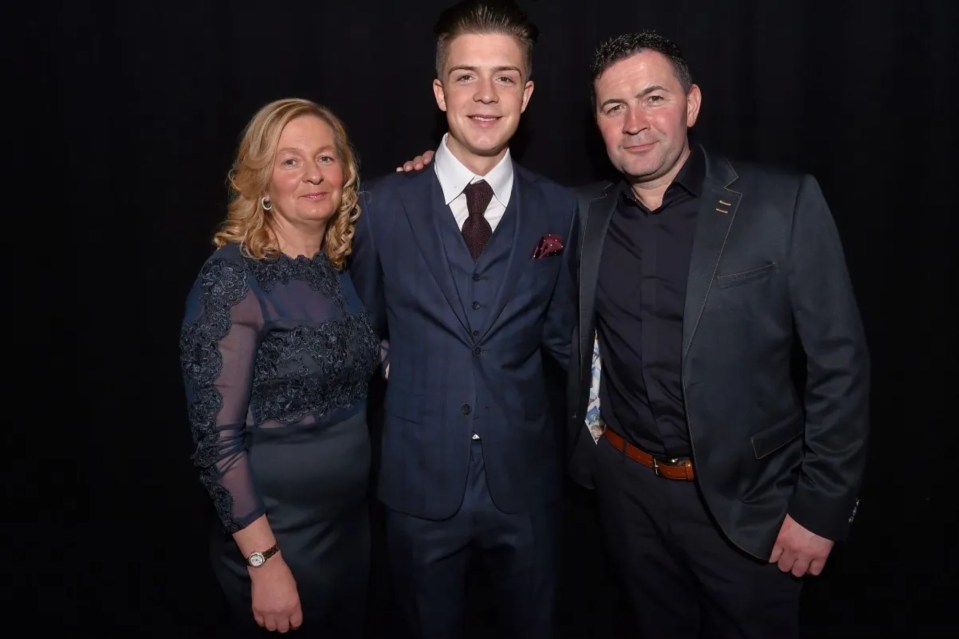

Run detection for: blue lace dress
[[179, 243, 379, 636]]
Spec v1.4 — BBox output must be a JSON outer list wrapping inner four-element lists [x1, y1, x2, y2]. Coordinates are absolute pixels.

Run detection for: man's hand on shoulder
[[768, 513, 835, 577], [395, 150, 435, 172]]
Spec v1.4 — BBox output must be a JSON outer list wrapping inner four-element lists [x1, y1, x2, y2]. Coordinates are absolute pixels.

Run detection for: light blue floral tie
[[584, 333, 604, 443]]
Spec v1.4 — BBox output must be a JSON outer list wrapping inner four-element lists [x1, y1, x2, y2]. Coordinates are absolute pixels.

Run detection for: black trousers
[[384, 438, 558, 639], [593, 434, 802, 639]]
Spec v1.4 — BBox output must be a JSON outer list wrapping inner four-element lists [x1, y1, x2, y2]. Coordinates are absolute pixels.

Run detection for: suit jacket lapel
[[682, 149, 741, 357], [398, 172, 470, 332], [481, 173, 536, 336], [579, 182, 619, 364]]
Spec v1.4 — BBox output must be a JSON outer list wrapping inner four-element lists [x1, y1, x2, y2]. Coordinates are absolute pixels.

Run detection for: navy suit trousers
[[384, 438, 558, 639]]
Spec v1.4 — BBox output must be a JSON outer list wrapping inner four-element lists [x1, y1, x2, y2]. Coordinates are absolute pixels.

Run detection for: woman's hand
[[249, 552, 303, 633]]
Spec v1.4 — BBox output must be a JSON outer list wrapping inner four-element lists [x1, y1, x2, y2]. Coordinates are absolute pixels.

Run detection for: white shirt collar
[[433, 133, 513, 206]]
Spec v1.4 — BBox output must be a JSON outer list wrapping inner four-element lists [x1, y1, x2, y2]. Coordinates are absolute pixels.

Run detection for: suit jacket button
[[473, 346, 482, 356], [461, 404, 472, 415]]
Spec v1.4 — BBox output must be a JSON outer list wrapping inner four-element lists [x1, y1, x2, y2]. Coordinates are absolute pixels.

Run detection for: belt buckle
[[652, 456, 683, 477]]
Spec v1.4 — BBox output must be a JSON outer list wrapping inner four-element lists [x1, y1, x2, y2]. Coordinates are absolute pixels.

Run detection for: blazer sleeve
[[785, 175, 870, 541], [541, 191, 579, 370], [350, 189, 390, 371]]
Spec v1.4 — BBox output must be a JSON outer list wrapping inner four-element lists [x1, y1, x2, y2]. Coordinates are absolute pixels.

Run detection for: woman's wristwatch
[[246, 543, 280, 568]]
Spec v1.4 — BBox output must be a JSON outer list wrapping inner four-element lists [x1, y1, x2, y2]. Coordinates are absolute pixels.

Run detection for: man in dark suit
[[349, 2, 577, 637], [566, 31, 870, 638]]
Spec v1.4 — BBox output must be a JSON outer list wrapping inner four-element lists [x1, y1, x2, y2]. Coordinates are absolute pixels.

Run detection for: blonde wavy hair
[[213, 98, 361, 270]]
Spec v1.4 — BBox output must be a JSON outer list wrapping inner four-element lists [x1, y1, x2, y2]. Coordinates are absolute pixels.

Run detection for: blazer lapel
[[398, 173, 470, 332], [682, 150, 741, 357], [578, 182, 619, 363], [481, 174, 535, 336]]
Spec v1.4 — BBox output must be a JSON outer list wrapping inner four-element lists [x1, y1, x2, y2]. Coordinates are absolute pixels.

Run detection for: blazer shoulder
[[712, 155, 831, 224], [514, 163, 579, 208], [360, 168, 431, 208], [719, 155, 811, 192], [733, 162, 827, 213], [363, 167, 424, 193]]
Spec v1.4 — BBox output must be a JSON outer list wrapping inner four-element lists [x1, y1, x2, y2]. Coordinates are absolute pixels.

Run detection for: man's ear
[[686, 84, 702, 127], [520, 80, 534, 113], [433, 79, 448, 112]]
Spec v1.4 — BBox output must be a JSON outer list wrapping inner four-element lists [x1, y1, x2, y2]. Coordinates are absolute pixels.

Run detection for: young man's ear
[[433, 79, 448, 112], [520, 80, 534, 113]]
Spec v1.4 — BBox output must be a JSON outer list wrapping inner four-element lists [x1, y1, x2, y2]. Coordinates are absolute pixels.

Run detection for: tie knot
[[463, 180, 494, 219]]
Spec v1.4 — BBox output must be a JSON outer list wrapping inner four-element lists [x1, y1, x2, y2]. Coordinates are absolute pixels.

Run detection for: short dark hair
[[434, 0, 539, 79], [590, 31, 693, 104]]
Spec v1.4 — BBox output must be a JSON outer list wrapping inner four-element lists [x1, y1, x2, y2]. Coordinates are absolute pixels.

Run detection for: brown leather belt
[[603, 428, 695, 481]]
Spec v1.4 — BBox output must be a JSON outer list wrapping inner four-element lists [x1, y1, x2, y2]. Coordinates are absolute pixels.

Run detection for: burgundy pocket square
[[532, 234, 564, 259]]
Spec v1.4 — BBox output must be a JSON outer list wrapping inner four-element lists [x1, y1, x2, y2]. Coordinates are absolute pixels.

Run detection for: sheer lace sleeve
[[179, 256, 265, 533]]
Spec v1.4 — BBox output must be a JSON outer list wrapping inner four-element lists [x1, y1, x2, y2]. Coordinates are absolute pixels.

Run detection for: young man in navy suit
[[349, 2, 577, 637]]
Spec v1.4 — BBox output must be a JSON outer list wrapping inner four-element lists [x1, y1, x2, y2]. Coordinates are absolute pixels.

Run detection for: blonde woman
[[179, 98, 377, 638]]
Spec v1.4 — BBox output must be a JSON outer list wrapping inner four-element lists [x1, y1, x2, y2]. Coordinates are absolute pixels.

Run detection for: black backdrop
[[14, 0, 957, 636]]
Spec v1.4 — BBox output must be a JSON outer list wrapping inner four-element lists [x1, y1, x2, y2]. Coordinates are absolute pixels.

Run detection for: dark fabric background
[[12, 0, 956, 636]]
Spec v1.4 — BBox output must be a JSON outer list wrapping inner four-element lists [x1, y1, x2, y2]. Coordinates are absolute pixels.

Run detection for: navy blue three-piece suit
[[350, 162, 578, 638]]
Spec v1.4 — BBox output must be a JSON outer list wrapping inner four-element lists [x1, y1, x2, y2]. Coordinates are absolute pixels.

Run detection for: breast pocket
[[715, 262, 777, 288]]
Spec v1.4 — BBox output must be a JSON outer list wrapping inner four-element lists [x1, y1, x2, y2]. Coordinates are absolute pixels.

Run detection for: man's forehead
[[596, 52, 679, 90], [441, 36, 529, 77]]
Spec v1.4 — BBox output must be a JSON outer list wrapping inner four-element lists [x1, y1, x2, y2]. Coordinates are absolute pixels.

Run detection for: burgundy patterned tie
[[461, 180, 494, 259]]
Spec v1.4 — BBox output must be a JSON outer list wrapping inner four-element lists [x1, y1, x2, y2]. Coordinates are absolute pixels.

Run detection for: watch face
[[248, 552, 265, 567]]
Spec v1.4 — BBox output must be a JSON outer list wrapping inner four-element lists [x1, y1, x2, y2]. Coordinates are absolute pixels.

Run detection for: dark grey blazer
[[567, 146, 870, 559]]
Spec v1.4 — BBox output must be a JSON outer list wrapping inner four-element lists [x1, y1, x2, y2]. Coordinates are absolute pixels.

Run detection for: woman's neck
[[271, 222, 325, 259]]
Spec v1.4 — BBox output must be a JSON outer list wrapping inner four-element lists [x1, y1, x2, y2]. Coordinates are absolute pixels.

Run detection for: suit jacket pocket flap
[[750, 412, 803, 459], [716, 262, 777, 288]]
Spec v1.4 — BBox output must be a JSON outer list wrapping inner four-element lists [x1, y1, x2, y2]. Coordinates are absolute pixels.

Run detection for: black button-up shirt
[[595, 146, 705, 457]]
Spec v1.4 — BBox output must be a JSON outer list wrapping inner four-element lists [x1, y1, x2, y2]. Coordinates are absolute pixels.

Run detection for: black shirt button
[[461, 404, 472, 415], [472, 330, 480, 337], [472, 301, 481, 310], [472, 274, 481, 281], [473, 346, 482, 355]]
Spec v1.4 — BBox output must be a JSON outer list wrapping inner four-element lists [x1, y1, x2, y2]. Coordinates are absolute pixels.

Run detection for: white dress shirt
[[433, 132, 513, 230]]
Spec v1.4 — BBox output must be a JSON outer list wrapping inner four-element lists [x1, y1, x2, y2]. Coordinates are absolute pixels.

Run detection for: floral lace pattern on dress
[[252, 315, 379, 425], [180, 249, 378, 532]]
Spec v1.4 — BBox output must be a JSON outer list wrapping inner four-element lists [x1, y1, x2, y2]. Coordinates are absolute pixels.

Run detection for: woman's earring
[[261, 197, 272, 211]]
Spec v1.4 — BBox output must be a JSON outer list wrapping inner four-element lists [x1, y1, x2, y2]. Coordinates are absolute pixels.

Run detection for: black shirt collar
[[673, 144, 705, 197], [620, 143, 705, 207]]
